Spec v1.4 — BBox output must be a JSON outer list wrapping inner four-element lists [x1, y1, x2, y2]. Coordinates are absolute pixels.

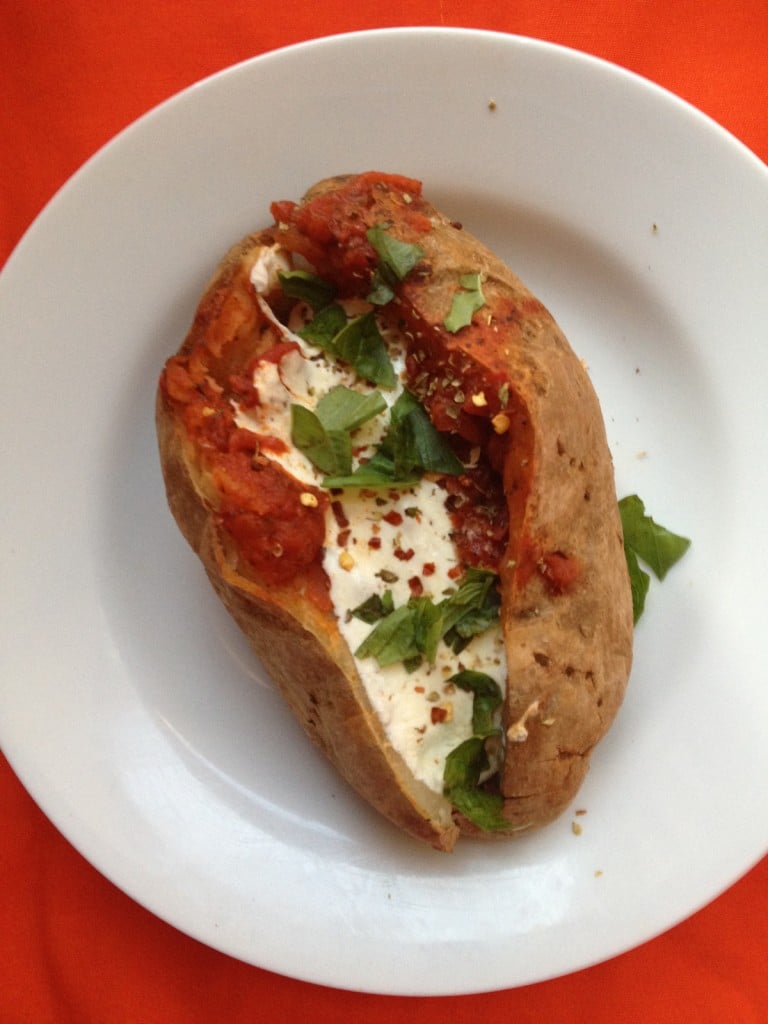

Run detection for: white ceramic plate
[[1, 28, 766, 995]]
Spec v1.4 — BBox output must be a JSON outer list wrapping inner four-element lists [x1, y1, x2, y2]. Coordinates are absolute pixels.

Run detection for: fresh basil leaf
[[366, 226, 424, 282], [619, 495, 691, 580], [447, 784, 509, 831], [354, 604, 421, 666], [323, 391, 462, 488], [450, 670, 503, 737], [278, 269, 336, 311], [618, 494, 691, 624], [322, 451, 407, 489], [290, 405, 352, 476], [381, 390, 464, 478], [367, 267, 396, 306], [439, 568, 500, 637], [350, 590, 395, 624], [624, 543, 651, 625], [354, 596, 441, 667], [331, 312, 397, 387], [291, 387, 386, 477], [444, 272, 486, 333], [443, 736, 487, 790], [315, 386, 386, 433], [299, 302, 348, 348], [289, 403, 325, 449], [444, 731, 509, 832], [355, 570, 501, 668], [408, 596, 444, 665]]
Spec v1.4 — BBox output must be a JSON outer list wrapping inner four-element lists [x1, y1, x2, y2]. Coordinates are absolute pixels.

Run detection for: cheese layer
[[235, 248, 507, 792]]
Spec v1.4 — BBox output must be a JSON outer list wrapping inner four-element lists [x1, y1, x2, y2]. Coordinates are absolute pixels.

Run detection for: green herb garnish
[[450, 670, 503, 737], [366, 226, 424, 305], [354, 569, 500, 668], [291, 386, 386, 477], [385, 390, 464, 479], [299, 302, 348, 348], [350, 590, 395, 624], [296, 301, 396, 388], [353, 595, 444, 670], [440, 568, 501, 652], [354, 604, 425, 667], [331, 312, 397, 388], [443, 272, 486, 333], [619, 494, 691, 624], [443, 737, 509, 831], [323, 389, 463, 488], [277, 269, 336, 311]]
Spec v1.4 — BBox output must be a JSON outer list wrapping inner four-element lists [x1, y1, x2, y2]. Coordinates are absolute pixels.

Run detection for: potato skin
[[156, 172, 633, 850], [156, 226, 459, 851]]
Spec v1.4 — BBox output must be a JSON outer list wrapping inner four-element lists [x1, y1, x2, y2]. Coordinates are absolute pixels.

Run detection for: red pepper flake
[[422, 562, 436, 576], [408, 576, 424, 596], [383, 510, 403, 526], [414, 685, 425, 693], [331, 500, 349, 528], [368, 536, 382, 549], [448, 565, 463, 580], [430, 706, 448, 724], [394, 547, 415, 561], [337, 529, 350, 547]]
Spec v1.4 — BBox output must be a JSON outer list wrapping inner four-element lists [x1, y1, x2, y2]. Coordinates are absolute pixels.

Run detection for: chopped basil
[[290, 405, 352, 476], [386, 390, 464, 478], [325, 390, 462, 488], [443, 737, 509, 831], [297, 304, 396, 388], [350, 590, 395, 624], [323, 450, 400, 489], [448, 785, 508, 831], [443, 736, 487, 790], [450, 670, 503, 738], [354, 569, 500, 668], [278, 269, 336, 311], [367, 271, 397, 306], [443, 272, 486, 333], [367, 226, 425, 281], [440, 568, 501, 652], [299, 302, 348, 347], [314, 386, 387, 433], [365, 226, 424, 305], [331, 312, 397, 387], [408, 596, 444, 665], [354, 604, 423, 667], [619, 494, 691, 623], [442, 677, 513, 831], [623, 544, 651, 626], [291, 386, 386, 477]]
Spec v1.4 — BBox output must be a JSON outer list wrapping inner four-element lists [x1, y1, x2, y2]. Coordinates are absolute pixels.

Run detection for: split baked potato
[[156, 171, 633, 851]]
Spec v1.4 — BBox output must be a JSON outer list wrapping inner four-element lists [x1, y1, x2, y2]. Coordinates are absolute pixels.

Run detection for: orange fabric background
[[2, 2, 766, 1021]]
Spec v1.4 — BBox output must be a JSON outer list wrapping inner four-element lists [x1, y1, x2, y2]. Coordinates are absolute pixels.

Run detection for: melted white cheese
[[239, 247, 507, 793]]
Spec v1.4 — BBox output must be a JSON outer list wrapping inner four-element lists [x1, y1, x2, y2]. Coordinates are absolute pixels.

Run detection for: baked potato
[[156, 171, 633, 851]]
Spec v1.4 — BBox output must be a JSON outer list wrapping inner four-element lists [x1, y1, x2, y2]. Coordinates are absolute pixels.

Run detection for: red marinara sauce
[[160, 328, 331, 608], [270, 172, 432, 294]]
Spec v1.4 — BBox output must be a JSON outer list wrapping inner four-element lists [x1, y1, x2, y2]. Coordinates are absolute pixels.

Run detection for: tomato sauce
[[271, 172, 432, 294], [159, 286, 330, 606], [162, 171, 580, 613]]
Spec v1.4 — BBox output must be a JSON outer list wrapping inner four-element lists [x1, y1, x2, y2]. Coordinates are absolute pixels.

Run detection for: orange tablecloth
[[2, 3, 766, 1021]]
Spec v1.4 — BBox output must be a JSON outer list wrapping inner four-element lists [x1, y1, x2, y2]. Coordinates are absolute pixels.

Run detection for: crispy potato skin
[[156, 172, 633, 850]]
